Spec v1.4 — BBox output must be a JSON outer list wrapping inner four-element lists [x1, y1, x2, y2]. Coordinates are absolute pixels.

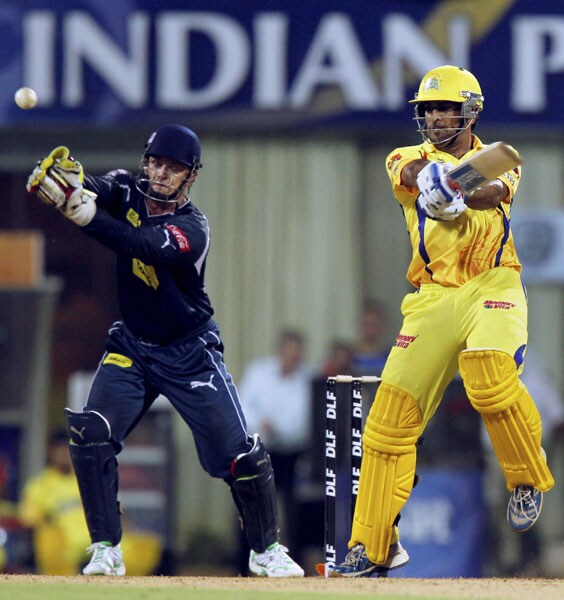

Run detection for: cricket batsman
[[329, 65, 554, 577]]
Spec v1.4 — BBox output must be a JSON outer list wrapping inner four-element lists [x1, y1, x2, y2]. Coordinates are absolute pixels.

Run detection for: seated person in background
[[351, 299, 390, 376], [19, 429, 90, 575], [319, 339, 357, 377], [1, 456, 30, 573], [239, 329, 312, 568], [19, 429, 162, 576]]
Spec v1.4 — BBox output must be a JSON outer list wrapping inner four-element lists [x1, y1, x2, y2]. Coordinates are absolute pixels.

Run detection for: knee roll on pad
[[64, 408, 122, 545], [65, 408, 111, 445], [351, 383, 421, 564], [459, 349, 554, 492], [230, 434, 278, 553]]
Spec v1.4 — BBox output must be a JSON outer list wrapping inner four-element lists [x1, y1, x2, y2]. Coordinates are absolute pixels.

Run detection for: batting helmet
[[410, 65, 484, 144], [137, 124, 202, 203], [144, 124, 202, 171]]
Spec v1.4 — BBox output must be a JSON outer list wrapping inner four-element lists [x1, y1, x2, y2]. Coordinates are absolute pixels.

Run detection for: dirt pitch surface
[[2, 574, 564, 599]]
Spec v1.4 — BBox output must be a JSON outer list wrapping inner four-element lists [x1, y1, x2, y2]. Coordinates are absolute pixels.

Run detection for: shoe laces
[[259, 543, 290, 565], [344, 544, 366, 567], [86, 542, 117, 563], [514, 485, 540, 520]]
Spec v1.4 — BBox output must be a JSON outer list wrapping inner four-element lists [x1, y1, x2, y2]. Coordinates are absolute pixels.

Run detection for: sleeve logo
[[393, 333, 418, 348], [164, 224, 191, 253], [387, 153, 402, 169], [483, 300, 516, 310]]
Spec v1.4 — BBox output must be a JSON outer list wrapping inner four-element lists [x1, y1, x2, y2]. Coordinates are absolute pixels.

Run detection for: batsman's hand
[[416, 162, 467, 221], [26, 146, 84, 209]]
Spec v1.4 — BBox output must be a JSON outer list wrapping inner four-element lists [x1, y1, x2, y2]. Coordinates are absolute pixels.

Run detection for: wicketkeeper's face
[[146, 156, 192, 198]]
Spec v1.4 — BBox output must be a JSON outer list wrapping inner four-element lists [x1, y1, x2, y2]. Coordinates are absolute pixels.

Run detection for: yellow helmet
[[410, 65, 484, 144], [410, 65, 484, 115]]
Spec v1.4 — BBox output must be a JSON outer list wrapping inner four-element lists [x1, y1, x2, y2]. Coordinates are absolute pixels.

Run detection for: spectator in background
[[18, 429, 90, 575], [239, 329, 312, 569], [0, 458, 17, 520], [0, 456, 29, 573], [351, 299, 390, 376], [18, 429, 163, 576], [319, 339, 357, 378]]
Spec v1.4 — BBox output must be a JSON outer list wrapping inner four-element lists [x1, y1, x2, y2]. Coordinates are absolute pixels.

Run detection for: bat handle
[[446, 176, 461, 192]]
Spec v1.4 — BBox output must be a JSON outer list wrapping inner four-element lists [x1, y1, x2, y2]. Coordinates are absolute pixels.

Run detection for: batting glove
[[416, 162, 467, 221]]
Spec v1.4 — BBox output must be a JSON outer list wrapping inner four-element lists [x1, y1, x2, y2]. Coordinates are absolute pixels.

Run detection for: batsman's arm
[[463, 179, 510, 210], [400, 159, 430, 188], [402, 158, 511, 210]]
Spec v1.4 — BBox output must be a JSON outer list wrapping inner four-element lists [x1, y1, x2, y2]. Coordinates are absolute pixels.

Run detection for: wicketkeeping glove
[[26, 146, 84, 209], [416, 162, 467, 221], [60, 189, 97, 226]]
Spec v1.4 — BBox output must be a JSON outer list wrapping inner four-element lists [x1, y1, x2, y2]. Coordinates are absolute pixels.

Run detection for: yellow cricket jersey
[[385, 135, 522, 288], [19, 466, 88, 537]]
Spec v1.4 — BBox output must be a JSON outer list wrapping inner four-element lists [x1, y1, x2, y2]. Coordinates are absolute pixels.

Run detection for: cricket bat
[[447, 141, 522, 194]]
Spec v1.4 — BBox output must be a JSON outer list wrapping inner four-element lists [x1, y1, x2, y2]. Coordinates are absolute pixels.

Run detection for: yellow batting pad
[[102, 353, 133, 368], [351, 383, 420, 564], [459, 349, 554, 492]]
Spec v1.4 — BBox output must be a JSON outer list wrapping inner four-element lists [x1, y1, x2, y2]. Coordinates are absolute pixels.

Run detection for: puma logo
[[161, 228, 174, 249], [190, 374, 218, 391], [70, 426, 86, 440]]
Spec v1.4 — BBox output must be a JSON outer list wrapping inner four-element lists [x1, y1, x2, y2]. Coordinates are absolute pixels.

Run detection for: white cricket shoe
[[249, 542, 304, 577], [83, 541, 126, 576]]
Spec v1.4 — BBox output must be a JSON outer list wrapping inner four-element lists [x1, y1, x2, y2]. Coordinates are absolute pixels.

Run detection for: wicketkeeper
[[26, 124, 304, 578]]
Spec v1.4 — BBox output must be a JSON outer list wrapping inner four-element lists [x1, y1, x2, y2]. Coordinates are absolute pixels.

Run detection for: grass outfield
[[2, 576, 564, 600]]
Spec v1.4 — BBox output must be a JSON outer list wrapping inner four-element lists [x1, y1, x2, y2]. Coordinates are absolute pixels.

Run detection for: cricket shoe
[[83, 541, 126, 576], [248, 543, 304, 577], [328, 541, 409, 578], [507, 484, 543, 532]]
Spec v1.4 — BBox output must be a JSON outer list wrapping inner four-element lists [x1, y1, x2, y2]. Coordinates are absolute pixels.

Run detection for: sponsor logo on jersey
[[127, 208, 141, 227], [103, 353, 133, 368], [393, 333, 418, 348], [165, 224, 191, 253], [133, 259, 159, 289], [483, 300, 516, 310], [387, 153, 402, 170]]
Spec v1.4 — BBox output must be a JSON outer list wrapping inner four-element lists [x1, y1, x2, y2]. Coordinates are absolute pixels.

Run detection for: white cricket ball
[[15, 87, 38, 110]]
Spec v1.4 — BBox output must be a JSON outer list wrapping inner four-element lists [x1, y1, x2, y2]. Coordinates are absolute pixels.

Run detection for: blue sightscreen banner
[[389, 468, 485, 578]]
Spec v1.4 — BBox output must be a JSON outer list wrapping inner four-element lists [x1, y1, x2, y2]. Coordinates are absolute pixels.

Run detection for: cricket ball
[[15, 87, 38, 110]]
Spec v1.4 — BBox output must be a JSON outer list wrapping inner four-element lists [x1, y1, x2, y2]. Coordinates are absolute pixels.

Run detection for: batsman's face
[[422, 101, 463, 145], [146, 156, 191, 197]]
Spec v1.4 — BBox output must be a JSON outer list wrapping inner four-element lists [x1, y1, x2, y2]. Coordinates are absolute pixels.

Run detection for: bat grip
[[446, 176, 460, 192]]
